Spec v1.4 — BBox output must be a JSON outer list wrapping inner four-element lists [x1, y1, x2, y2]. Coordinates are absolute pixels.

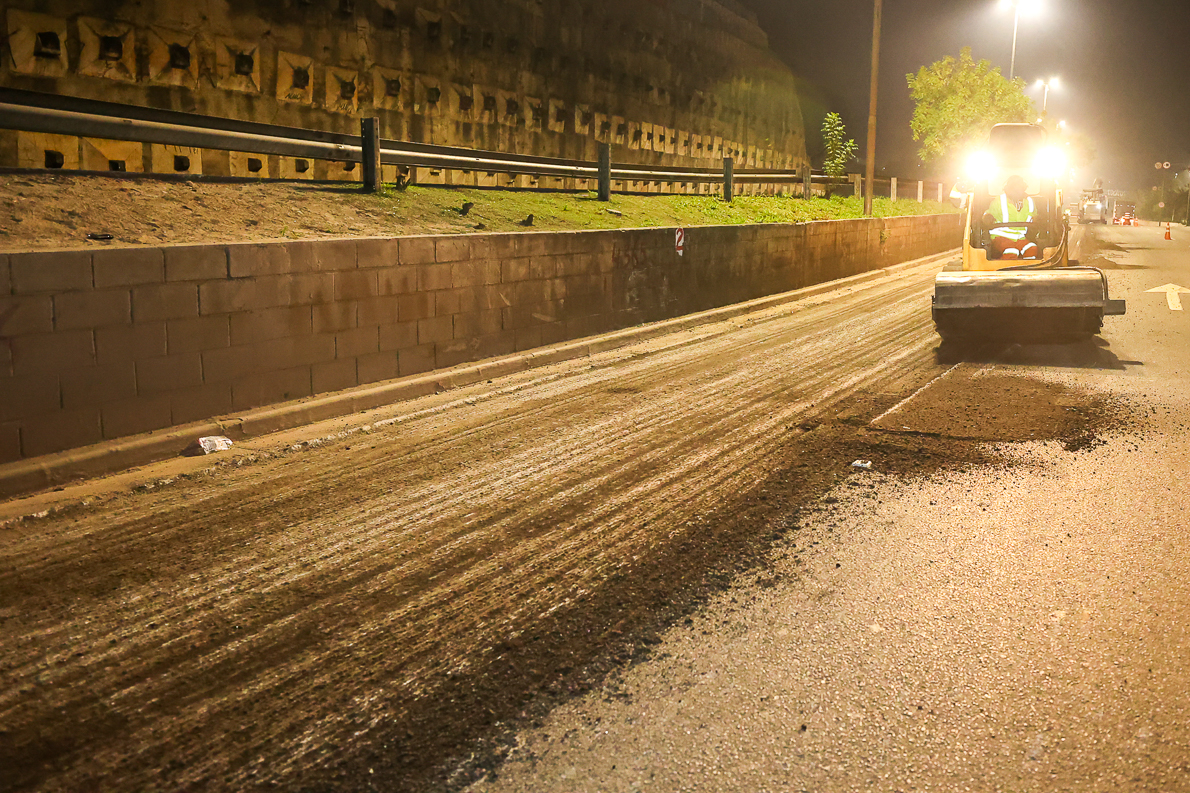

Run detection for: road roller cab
[[961, 124, 1067, 270], [933, 123, 1126, 342]]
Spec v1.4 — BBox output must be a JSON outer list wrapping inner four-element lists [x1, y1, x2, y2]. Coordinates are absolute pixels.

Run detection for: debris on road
[[188, 436, 234, 456], [851, 460, 873, 470]]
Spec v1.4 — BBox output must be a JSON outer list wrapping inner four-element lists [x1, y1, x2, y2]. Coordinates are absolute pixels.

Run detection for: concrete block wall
[[0, 213, 961, 462]]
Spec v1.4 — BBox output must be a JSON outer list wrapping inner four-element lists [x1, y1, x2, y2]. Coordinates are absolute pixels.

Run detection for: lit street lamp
[[1001, 0, 1040, 80], [1002, 0, 1023, 79], [1035, 76, 1059, 116]]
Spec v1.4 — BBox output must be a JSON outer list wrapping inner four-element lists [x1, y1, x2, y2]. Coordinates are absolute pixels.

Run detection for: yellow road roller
[[932, 123, 1126, 342]]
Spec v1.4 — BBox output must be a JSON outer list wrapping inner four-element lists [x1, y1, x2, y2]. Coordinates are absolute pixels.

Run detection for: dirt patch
[[1078, 233, 1152, 270], [0, 172, 956, 252], [870, 370, 1110, 442]]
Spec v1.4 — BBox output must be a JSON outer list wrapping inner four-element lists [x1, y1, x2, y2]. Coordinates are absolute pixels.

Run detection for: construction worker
[[984, 174, 1040, 259]]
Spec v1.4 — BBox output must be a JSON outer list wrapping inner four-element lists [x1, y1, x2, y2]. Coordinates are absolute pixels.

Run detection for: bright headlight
[[965, 151, 997, 183], [1033, 147, 1067, 179]]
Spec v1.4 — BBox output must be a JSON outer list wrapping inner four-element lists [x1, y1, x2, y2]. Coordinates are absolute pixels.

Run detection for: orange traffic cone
[[1166, 223, 1173, 241]]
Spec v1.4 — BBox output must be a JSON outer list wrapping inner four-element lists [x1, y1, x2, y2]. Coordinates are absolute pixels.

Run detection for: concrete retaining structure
[[0, 213, 961, 464], [2, 0, 808, 187]]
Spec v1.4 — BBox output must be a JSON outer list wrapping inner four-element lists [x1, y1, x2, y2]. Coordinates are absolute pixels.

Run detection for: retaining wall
[[2, 0, 807, 185], [0, 213, 962, 463]]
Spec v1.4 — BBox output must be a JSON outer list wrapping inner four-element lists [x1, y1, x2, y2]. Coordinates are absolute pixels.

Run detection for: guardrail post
[[361, 116, 381, 192], [597, 142, 611, 201], [917, 180, 924, 202], [803, 165, 812, 200], [723, 157, 734, 202], [890, 176, 898, 202]]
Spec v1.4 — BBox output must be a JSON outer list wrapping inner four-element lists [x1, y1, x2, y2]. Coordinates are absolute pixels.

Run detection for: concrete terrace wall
[[1, 0, 808, 186], [0, 214, 961, 462]]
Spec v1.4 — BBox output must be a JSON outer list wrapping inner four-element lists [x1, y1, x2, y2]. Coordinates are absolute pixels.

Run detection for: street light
[[1035, 77, 1059, 115], [1000, 0, 1040, 80]]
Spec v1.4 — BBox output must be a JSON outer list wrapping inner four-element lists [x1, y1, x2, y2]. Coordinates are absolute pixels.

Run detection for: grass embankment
[[362, 187, 959, 235], [0, 173, 958, 251]]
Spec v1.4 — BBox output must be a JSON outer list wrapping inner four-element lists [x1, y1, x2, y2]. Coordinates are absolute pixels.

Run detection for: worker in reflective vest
[[984, 175, 1040, 260]]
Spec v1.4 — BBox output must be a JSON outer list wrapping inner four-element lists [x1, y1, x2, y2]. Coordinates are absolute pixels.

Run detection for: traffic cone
[[1166, 223, 1173, 241]]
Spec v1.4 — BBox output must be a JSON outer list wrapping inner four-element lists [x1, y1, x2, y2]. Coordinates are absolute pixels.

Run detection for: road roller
[[932, 123, 1126, 342]]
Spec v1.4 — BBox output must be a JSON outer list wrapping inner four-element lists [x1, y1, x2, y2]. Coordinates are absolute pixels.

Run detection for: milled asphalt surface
[[0, 248, 963, 792], [466, 223, 1190, 792], [3, 223, 1187, 792]]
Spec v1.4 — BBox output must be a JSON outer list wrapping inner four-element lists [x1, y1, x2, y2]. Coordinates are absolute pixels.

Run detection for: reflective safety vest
[[988, 194, 1035, 240]]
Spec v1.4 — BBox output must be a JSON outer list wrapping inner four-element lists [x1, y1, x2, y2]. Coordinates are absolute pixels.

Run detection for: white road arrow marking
[[1145, 283, 1190, 311]]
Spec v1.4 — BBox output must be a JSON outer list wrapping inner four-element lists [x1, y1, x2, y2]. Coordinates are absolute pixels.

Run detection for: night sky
[[739, 0, 1190, 191]]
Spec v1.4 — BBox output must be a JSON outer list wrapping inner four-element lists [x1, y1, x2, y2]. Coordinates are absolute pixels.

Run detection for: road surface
[[1, 224, 1186, 792]]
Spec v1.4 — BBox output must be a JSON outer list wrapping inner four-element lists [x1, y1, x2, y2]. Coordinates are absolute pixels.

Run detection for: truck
[[1110, 198, 1136, 224], [1077, 185, 1108, 224]]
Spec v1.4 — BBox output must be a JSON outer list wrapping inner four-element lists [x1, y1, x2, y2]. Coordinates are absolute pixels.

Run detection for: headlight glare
[[965, 151, 997, 183], [1033, 147, 1067, 179]]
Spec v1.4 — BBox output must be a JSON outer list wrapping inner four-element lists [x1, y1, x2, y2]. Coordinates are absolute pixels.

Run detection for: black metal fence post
[[723, 157, 734, 202], [597, 142, 611, 201], [361, 117, 380, 192]]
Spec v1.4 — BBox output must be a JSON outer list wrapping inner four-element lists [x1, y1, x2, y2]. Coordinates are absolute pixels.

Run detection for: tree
[[906, 48, 1036, 167], [820, 112, 857, 196]]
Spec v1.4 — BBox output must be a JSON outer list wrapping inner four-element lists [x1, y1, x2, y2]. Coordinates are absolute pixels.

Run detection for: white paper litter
[[197, 436, 234, 454]]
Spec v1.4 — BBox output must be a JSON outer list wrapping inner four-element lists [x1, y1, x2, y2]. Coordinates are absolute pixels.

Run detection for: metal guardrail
[[0, 88, 938, 202], [0, 87, 815, 201]]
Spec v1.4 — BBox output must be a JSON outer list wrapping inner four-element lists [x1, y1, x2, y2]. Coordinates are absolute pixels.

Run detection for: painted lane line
[[1146, 283, 1190, 311], [869, 363, 963, 426]]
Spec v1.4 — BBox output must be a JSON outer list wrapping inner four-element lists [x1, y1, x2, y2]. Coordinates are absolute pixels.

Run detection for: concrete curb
[[0, 248, 958, 500]]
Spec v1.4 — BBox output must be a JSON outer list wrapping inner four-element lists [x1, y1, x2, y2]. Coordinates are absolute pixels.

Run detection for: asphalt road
[[468, 224, 1190, 793], [1, 223, 1186, 792]]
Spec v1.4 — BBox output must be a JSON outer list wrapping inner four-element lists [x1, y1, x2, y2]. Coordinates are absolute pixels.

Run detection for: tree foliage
[[906, 48, 1036, 166], [821, 112, 858, 179]]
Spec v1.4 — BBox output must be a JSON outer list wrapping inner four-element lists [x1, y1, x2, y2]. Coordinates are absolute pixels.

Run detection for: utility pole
[[1184, 170, 1190, 226], [863, 0, 882, 217], [1009, 2, 1021, 80]]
